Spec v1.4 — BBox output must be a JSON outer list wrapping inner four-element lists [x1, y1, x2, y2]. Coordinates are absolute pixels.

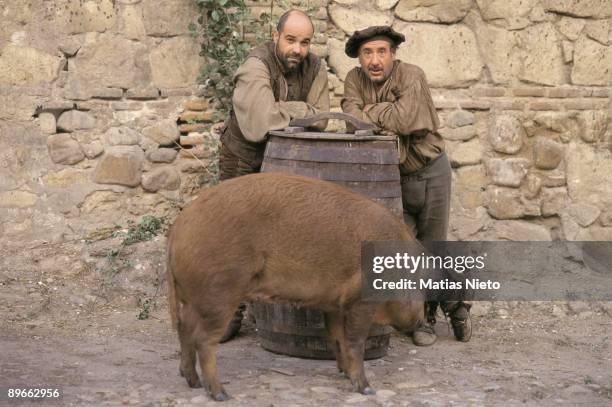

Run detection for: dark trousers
[[400, 153, 460, 315], [218, 142, 261, 181]]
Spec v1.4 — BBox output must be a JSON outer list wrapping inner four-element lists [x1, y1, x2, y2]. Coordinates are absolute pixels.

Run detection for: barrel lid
[[269, 130, 397, 141]]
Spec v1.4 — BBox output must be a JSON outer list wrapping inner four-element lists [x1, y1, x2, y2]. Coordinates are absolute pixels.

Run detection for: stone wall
[[324, 0, 612, 241], [0, 0, 610, 249]]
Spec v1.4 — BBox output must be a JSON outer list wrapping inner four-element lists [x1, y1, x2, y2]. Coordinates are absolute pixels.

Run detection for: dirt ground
[[1, 239, 611, 407]]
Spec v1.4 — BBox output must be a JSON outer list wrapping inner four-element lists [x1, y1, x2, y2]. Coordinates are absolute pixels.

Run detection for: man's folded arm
[[364, 68, 438, 135], [233, 58, 330, 142]]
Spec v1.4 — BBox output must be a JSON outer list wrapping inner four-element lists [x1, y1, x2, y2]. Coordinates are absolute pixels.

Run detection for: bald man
[[218, 10, 329, 341], [219, 9, 330, 180]]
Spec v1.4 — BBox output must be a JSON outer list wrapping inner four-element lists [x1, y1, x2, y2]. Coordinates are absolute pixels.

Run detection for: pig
[[166, 172, 423, 401]]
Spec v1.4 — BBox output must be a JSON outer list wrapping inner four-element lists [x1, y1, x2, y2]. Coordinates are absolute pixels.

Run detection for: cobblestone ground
[[1, 243, 611, 406]]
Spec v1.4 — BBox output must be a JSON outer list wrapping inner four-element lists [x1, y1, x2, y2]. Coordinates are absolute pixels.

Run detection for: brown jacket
[[222, 42, 329, 167], [342, 60, 444, 173]]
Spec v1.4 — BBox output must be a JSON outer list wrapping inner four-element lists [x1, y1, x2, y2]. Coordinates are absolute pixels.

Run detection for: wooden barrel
[[255, 131, 401, 360]]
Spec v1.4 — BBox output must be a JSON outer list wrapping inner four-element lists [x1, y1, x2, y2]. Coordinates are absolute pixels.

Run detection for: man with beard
[[218, 9, 329, 181], [341, 26, 472, 346], [218, 9, 329, 341]]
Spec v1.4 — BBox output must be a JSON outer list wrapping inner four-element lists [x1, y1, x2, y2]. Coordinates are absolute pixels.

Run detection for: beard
[[367, 65, 392, 84], [276, 44, 304, 72]]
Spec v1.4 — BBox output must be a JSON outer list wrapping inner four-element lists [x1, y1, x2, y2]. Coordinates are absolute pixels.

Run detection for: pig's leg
[[178, 303, 202, 388], [193, 302, 238, 401], [325, 311, 348, 375], [343, 303, 377, 395]]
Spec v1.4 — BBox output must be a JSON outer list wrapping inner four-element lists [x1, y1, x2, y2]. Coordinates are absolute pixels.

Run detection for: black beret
[[345, 26, 406, 58]]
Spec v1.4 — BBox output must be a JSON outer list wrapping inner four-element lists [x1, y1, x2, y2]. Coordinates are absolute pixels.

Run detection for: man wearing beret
[[218, 9, 330, 342], [341, 26, 471, 346]]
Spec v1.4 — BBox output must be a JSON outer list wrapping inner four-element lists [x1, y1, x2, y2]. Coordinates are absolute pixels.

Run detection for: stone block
[[47, 134, 85, 165], [82, 141, 104, 159], [476, 0, 539, 21], [468, 17, 519, 85], [69, 33, 151, 89], [488, 115, 524, 154], [494, 220, 552, 241], [150, 37, 204, 88], [472, 87, 506, 97], [143, 0, 198, 36], [534, 137, 563, 169], [79, 190, 123, 214], [104, 127, 142, 146], [329, 4, 392, 35], [571, 36, 612, 86], [183, 100, 209, 111], [178, 123, 207, 133], [447, 138, 483, 167], [512, 87, 547, 97], [180, 135, 205, 146], [377, 0, 400, 10], [58, 0, 116, 34], [518, 23, 565, 86], [142, 120, 180, 145], [110, 102, 143, 111], [179, 111, 214, 122], [486, 186, 524, 219], [569, 203, 601, 227], [567, 141, 612, 206], [0, 44, 62, 86], [548, 88, 583, 98], [41, 169, 89, 188], [42, 100, 75, 111], [578, 111, 608, 143], [555, 16, 586, 41], [178, 146, 211, 159], [584, 19, 611, 45], [142, 166, 180, 192], [93, 146, 144, 187], [147, 148, 178, 163], [543, 0, 612, 18], [125, 88, 159, 100], [39, 113, 56, 135], [0, 190, 38, 208], [327, 38, 358, 81], [395, 22, 483, 88], [541, 187, 568, 216], [57, 110, 96, 132], [91, 87, 124, 99], [438, 125, 477, 141], [486, 158, 530, 187], [522, 173, 543, 199], [561, 41, 574, 63], [118, 4, 147, 40], [445, 110, 475, 128], [395, 0, 471, 23], [534, 169, 566, 187]]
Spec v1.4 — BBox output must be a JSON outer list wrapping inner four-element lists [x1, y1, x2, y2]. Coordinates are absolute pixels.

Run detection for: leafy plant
[[99, 215, 166, 286], [191, 0, 272, 113]]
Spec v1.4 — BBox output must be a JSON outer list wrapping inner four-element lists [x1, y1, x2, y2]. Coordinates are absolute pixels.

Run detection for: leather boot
[[448, 302, 472, 342], [412, 302, 438, 346]]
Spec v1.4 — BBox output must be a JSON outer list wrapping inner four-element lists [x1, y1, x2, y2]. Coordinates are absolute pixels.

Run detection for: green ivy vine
[[190, 0, 273, 114]]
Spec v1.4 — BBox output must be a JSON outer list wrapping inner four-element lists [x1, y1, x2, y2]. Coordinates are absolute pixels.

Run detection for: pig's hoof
[[186, 377, 202, 388], [212, 390, 230, 401], [360, 386, 376, 395]]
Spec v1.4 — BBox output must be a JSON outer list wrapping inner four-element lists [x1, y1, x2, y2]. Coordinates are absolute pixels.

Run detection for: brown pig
[[166, 172, 423, 401]]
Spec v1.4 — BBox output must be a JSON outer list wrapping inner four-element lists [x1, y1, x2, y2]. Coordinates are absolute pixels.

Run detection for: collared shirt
[[342, 60, 444, 173], [232, 56, 330, 143]]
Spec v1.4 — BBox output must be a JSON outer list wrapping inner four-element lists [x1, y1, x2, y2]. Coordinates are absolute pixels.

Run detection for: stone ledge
[[125, 88, 160, 100]]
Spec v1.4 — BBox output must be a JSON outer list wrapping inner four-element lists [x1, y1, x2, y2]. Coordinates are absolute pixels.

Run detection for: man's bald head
[[276, 9, 314, 34], [273, 9, 315, 72]]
